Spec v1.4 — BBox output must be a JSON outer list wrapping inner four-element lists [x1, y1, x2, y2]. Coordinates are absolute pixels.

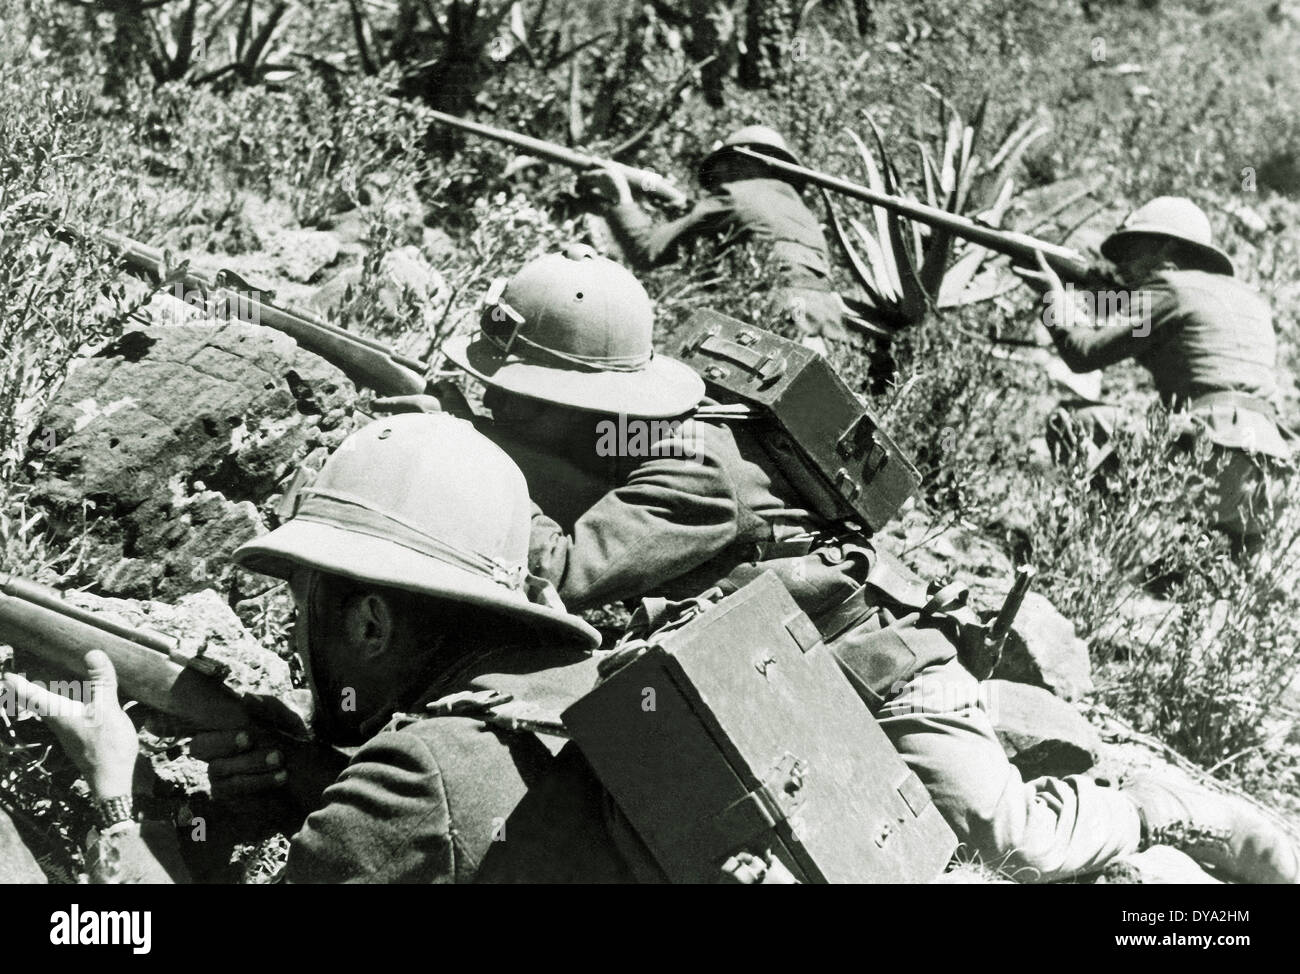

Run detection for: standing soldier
[[412, 244, 1298, 884], [581, 125, 861, 355], [1016, 197, 1293, 553]]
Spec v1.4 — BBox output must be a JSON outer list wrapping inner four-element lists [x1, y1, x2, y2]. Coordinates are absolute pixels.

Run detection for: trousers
[[878, 658, 1141, 882]]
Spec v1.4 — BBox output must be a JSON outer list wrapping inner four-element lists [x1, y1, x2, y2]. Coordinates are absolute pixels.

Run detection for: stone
[[58, 587, 292, 697], [27, 320, 354, 600], [258, 228, 341, 283], [311, 245, 448, 326], [988, 680, 1101, 778], [422, 226, 457, 264], [991, 592, 1094, 700]]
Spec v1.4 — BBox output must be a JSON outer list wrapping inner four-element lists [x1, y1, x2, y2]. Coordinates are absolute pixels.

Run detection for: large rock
[[988, 680, 1101, 778], [27, 321, 355, 600], [991, 592, 1094, 700]]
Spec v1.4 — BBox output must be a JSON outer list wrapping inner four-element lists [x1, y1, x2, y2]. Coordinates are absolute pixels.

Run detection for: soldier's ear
[[341, 592, 396, 661]]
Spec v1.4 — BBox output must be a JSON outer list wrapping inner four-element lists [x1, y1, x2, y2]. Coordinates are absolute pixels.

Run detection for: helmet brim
[[1101, 228, 1235, 277], [233, 518, 600, 649], [443, 334, 705, 419]]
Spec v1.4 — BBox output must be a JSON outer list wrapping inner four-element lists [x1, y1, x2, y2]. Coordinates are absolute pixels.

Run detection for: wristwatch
[[93, 795, 135, 830]]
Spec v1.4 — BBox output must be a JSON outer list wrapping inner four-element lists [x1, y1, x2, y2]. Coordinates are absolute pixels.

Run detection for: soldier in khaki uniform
[[3, 415, 646, 883], [416, 244, 1298, 883], [582, 125, 860, 354], [1017, 197, 1293, 552]]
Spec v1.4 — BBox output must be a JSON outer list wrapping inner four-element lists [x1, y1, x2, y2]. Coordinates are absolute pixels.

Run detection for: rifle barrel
[[83, 227, 430, 397], [732, 146, 1099, 282], [0, 574, 176, 657], [428, 109, 689, 207]]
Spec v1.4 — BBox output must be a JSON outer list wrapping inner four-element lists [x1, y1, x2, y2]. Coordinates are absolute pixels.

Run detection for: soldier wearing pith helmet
[[425, 245, 1300, 885], [5, 413, 652, 883], [1018, 195, 1292, 552], [580, 124, 865, 353]]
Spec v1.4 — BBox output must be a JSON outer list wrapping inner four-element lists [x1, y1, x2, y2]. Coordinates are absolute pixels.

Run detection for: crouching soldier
[[422, 244, 1298, 883], [1016, 197, 1293, 553], [2, 414, 657, 883], [581, 125, 865, 355]]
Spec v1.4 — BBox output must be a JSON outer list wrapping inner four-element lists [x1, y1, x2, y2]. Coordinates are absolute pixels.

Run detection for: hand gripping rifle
[[731, 145, 1116, 287], [0, 573, 311, 738], [427, 109, 690, 208]]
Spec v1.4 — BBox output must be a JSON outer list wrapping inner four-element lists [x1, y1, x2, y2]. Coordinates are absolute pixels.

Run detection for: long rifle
[[427, 109, 690, 208], [732, 146, 1114, 286], [0, 573, 311, 738], [71, 227, 433, 398]]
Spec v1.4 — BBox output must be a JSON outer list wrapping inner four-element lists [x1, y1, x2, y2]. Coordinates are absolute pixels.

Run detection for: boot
[[1124, 773, 1300, 884]]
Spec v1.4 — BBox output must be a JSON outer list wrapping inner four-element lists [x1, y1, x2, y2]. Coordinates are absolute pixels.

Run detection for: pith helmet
[[443, 244, 705, 418], [698, 124, 803, 187], [1101, 196, 1234, 277], [233, 413, 599, 648]]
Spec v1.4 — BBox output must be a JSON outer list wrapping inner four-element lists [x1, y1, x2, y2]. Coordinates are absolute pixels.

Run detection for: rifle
[[0, 573, 311, 739], [70, 226, 433, 398], [732, 146, 1115, 287], [427, 109, 690, 208]]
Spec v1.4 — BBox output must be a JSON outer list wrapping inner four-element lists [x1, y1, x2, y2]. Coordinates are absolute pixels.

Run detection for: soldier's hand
[[1, 651, 139, 800], [189, 728, 349, 815], [371, 394, 443, 416], [578, 166, 634, 207]]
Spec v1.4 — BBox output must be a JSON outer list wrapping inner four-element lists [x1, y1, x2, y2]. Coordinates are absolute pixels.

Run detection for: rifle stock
[[85, 228, 431, 398], [0, 574, 310, 738], [427, 109, 690, 208], [732, 146, 1113, 287]]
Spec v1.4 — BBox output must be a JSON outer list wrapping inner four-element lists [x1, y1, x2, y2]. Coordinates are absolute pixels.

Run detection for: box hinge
[[897, 771, 932, 817], [837, 414, 890, 475], [699, 753, 809, 852], [783, 611, 823, 654]]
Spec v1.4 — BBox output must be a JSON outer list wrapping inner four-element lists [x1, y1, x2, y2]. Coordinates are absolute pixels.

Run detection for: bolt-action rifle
[[428, 109, 690, 208], [732, 145, 1116, 287], [68, 226, 434, 398], [0, 573, 311, 738]]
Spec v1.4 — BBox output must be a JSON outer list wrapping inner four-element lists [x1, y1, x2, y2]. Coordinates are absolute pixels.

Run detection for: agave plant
[[827, 89, 1049, 334]]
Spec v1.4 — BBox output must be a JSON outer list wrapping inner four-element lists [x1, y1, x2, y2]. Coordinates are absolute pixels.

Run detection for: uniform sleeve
[[606, 197, 734, 268], [285, 729, 456, 884], [530, 430, 747, 609], [1047, 280, 1178, 373]]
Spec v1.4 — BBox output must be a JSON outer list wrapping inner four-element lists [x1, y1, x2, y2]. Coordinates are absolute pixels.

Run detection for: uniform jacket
[[1048, 270, 1289, 456], [607, 177, 833, 286], [286, 644, 638, 883], [486, 416, 817, 611]]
